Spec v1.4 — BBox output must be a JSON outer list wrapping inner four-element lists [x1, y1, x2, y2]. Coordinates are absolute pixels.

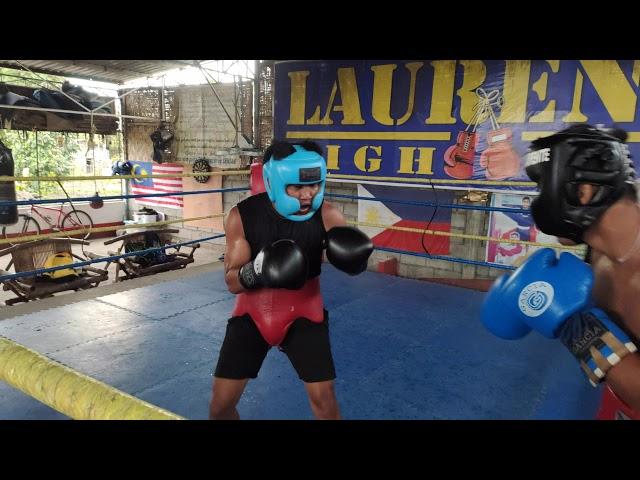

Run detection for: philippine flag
[[357, 184, 453, 255]]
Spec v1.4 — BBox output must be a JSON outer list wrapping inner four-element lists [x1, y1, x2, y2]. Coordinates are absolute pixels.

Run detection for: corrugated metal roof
[[0, 60, 203, 84]]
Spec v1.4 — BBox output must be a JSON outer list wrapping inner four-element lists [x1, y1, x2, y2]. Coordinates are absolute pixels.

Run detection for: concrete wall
[[169, 171, 250, 252]]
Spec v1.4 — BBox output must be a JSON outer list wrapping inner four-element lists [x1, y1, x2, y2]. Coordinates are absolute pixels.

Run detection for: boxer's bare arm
[[223, 207, 251, 294], [321, 201, 347, 230], [606, 354, 640, 411]]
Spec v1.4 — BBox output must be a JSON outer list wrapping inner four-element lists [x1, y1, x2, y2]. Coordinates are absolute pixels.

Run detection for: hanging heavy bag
[[250, 161, 266, 195], [0, 140, 18, 226]]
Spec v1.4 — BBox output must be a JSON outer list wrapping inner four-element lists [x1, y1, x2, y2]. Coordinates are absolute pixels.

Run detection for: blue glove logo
[[528, 291, 548, 309], [518, 281, 554, 318]]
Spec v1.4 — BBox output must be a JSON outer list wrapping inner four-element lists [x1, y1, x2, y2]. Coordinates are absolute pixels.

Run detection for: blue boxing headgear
[[112, 160, 133, 176], [263, 145, 327, 221]]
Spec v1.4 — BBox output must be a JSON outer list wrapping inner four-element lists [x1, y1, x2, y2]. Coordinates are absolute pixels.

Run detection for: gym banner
[[273, 60, 640, 192]]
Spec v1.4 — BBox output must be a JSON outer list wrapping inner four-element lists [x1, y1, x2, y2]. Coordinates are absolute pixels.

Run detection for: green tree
[[0, 130, 79, 198], [0, 66, 64, 89], [0, 67, 123, 199], [0, 67, 81, 198]]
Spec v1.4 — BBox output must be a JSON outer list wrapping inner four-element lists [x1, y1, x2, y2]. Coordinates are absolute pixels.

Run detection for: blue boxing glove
[[481, 248, 638, 386]]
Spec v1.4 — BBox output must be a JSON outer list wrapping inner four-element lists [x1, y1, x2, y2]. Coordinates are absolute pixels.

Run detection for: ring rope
[[0, 214, 223, 245], [348, 219, 585, 252], [327, 173, 536, 187], [0, 170, 249, 182], [0, 336, 184, 420], [0, 234, 226, 282], [0, 187, 249, 207], [326, 193, 529, 214], [373, 246, 516, 271]]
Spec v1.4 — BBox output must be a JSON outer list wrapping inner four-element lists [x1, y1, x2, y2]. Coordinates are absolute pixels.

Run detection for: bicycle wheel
[[61, 209, 94, 240], [1, 214, 42, 245]]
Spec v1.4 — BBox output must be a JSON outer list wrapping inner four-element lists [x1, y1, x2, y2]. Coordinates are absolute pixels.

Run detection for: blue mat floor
[[0, 265, 602, 420]]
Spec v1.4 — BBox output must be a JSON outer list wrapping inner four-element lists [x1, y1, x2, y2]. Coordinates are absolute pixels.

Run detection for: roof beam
[[0, 60, 203, 84]]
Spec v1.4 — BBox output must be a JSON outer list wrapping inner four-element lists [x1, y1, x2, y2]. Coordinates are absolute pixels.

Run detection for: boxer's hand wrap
[[558, 309, 638, 387]]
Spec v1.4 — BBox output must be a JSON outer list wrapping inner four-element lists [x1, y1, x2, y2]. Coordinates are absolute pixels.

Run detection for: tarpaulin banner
[[274, 60, 640, 192]]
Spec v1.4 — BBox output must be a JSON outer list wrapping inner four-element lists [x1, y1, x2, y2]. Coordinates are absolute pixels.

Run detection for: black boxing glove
[[239, 239, 308, 290], [325, 226, 373, 275]]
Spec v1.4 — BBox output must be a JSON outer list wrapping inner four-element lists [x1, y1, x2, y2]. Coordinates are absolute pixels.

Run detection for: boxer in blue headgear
[[209, 139, 373, 420], [262, 142, 327, 221]]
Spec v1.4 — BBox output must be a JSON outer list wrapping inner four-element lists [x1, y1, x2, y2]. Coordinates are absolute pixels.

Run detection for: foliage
[[0, 130, 79, 198]]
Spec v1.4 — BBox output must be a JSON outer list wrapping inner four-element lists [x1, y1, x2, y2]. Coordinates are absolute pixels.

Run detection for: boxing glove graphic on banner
[[476, 89, 521, 180], [443, 91, 494, 180], [479, 128, 521, 180], [444, 88, 513, 180], [444, 131, 477, 180]]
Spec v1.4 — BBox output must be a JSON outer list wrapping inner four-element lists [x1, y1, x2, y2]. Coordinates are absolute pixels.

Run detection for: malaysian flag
[[357, 184, 454, 255], [129, 161, 184, 209]]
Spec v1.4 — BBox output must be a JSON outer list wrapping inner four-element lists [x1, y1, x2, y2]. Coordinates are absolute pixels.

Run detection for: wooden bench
[[104, 229, 199, 282], [0, 238, 110, 306]]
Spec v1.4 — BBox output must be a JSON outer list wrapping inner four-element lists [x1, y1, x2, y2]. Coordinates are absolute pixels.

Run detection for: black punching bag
[[0, 140, 18, 225]]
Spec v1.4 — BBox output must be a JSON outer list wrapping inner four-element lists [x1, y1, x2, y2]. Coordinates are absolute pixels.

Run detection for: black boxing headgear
[[524, 125, 636, 243]]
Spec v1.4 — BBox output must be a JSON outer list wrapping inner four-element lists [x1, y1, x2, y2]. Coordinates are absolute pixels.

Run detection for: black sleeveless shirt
[[237, 192, 325, 279]]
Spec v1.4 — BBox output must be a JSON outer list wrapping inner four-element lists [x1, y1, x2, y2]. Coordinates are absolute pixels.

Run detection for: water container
[[133, 207, 157, 224]]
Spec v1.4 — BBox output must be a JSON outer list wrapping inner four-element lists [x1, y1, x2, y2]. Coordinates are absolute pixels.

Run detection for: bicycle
[[1, 200, 94, 244]]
